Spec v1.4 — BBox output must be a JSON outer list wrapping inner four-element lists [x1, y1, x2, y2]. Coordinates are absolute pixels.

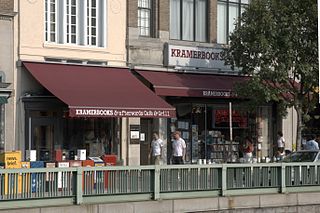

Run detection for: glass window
[[45, 0, 57, 42], [45, 0, 106, 47], [66, 0, 77, 44], [27, 111, 121, 161], [170, 0, 181, 39], [217, 0, 249, 44], [170, 102, 260, 164], [87, 0, 98, 45], [170, 0, 208, 42], [138, 0, 152, 37], [62, 118, 121, 158]]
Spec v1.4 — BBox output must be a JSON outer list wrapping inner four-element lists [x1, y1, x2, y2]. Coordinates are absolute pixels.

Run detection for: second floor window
[[170, 0, 208, 42], [45, 0, 57, 42], [45, 0, 106, 47], [217, 0, 249, 44], [138, 0, 152, 37], [66, 0, 77, 44]]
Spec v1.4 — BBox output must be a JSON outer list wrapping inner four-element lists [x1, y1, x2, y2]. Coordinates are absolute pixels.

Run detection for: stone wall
[[0, 0, 14, 12], [2, 192, 320, 213]]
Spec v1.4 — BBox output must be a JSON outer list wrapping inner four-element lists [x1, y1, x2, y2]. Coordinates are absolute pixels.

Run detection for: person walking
[[149, 132, 164, 165], [172, 131, 186, 164], [277, 131, 285, 154]]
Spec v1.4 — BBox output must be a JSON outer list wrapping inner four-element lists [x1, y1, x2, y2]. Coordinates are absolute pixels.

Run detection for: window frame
[[45, 0, 58, 43], [217, 0, 249, 44], [170, 0, 208, 42], [87, 0, 99, 46], [138, 0, 153, 37], [44, 0, 107, 48], [65, 0, 78, 45]]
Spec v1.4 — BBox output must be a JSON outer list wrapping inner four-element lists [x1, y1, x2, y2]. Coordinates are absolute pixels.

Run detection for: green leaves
[[224, 0, 318, 117]]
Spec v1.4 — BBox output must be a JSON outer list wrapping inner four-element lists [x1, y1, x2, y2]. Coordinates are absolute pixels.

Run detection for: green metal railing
[[1, 163, 320, 209]]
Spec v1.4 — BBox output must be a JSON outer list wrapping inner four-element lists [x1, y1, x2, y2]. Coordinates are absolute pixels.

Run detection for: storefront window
[[27, 109, 120, 161], [170, 102, 259, 164], [62, 118, 120, 159]]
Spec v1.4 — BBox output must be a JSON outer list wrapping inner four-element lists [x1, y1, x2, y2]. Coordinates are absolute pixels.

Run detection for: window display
[[27, 109, 121, 162], [170, 102, 256, 164], [62, 118, 120, 159]]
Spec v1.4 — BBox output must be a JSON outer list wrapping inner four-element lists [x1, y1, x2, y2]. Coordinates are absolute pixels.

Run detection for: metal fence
[[1, 163, 320, 209]]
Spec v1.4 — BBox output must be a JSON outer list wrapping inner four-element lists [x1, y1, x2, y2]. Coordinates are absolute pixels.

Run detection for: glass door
[[30, 117, 58, 161], [191, 104, 206, 163]]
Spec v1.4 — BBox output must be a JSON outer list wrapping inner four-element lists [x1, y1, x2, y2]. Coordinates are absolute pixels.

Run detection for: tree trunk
[[295, 106, 303, 151]]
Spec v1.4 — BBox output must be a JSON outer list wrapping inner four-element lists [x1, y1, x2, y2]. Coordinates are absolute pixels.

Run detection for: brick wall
[[209, 0, 218, 43], [128, 0, 138, 28], [128, 0, 217, 42], [158, 0, 169, 32], [0, 0, 14, 12]]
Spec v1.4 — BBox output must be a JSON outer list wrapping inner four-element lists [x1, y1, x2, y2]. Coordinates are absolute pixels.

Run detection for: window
[[217, 0, 249, 44], [66, 0, 77, 44], [45, 0, 57, 42], [138, 0, 152, 36], [45, 0, 106, 47], [170, 0, 208, 42], [87, 0, 97, 45]]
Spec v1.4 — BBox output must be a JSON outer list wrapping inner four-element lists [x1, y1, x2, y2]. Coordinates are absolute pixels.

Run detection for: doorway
[[140, 119, 153, 165], [29, 117, 59, 161]]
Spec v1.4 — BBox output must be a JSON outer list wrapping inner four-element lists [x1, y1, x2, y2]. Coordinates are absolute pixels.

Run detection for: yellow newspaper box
[[0, 151, 22, 194], [0, 151, 21, 168]]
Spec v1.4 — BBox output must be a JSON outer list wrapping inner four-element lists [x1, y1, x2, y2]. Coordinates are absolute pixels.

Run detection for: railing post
[[281, 163, 286, 193], [76, 167, 83, 204], [154, 165, 160, 200], [222, 164, 227, 196]]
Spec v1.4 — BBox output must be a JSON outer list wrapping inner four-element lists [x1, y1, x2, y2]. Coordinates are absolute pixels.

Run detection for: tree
[[224, 0, 318, 150]]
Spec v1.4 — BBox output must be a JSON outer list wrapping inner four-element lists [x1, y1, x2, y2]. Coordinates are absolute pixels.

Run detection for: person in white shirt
[[277, 131, 285, 153], [149, 132, 163, 165], [172, 131, 186, 164]]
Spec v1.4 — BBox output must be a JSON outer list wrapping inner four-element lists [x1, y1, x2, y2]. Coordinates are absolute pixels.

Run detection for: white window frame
[[65, 0, 78, 45], [217, 0, 249, 44], [87, 0, 99, 46], [169, 0, 208, 42], [45, 0, 58, 43], [138, 0, 152, 37], [44, 0, 106, 47]]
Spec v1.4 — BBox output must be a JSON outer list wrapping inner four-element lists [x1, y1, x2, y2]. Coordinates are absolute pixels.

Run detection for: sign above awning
[[165, 44, 236, 72], [23, 62, 176, 118]]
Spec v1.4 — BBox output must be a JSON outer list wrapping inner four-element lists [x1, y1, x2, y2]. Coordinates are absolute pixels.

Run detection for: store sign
[[69, 108, 175, 118], [165, 44, 234, 71], [214, 110, 248, 128], [202, 90, 236, 98]]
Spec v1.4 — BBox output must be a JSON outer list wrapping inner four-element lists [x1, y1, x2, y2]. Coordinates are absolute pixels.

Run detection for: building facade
[[4, 0, 176, 166], [127, 0, 297, 164], [0, 0, 298, 166], [0, 0, 15, 152]]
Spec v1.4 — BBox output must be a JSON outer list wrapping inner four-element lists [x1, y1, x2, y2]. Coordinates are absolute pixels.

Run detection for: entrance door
[[29, 117, 58, 161], [140, 119, 153, 165]]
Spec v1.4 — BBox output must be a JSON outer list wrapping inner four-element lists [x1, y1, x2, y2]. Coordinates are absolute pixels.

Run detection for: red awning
[[136, 70, 248, 98], [23, 62, 176, 118]]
